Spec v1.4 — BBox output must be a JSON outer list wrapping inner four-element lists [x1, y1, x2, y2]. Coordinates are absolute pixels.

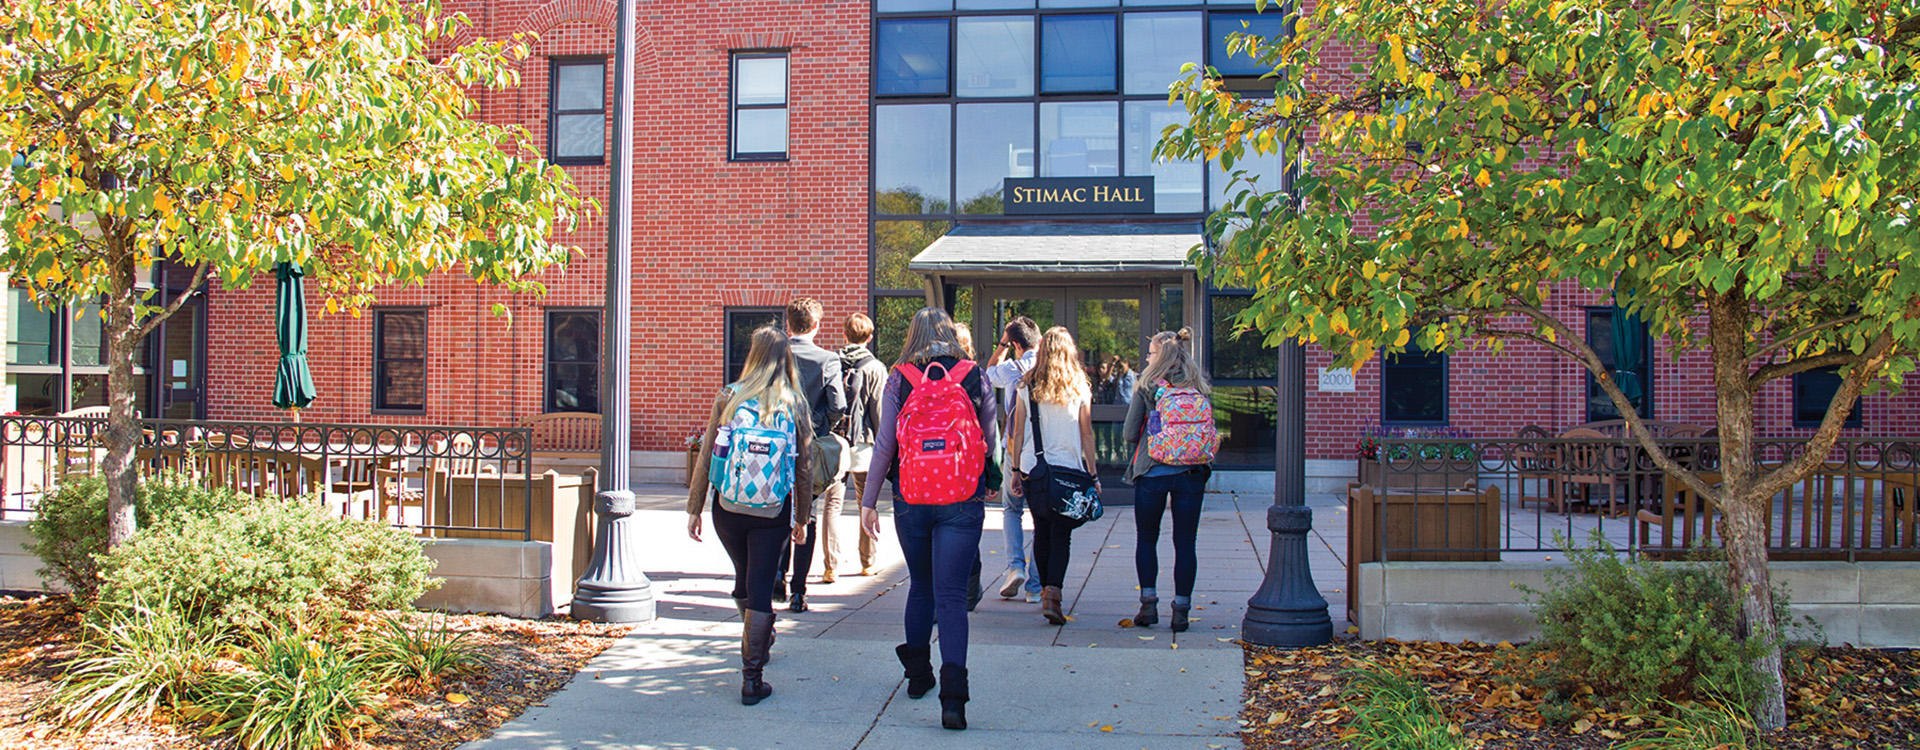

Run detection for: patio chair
[[1555, 427, 1627, 515]]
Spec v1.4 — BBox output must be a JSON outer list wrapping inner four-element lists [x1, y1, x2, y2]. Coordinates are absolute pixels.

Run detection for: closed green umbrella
[[1611, 285, 1646, 410], [272, 261, 317, 414]]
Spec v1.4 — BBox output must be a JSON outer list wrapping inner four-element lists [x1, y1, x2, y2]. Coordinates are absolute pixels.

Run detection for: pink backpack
[[1146, 380, 1219, 465], [895, 361, 987, 505]]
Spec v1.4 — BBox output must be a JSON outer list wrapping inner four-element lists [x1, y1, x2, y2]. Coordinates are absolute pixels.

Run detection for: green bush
[[95, 497, 439, 631], [25, 471, 252, 600], [357, 613, 480, 689], [1520, 532, 1818, 710], [48, 594, 229, 731], [201, 623, 381, 750], [1342, 667, 1466, 750]]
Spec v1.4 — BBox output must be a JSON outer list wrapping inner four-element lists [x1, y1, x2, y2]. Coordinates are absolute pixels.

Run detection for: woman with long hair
[[1123, 328, 1214, 631], [1006, 326, 1097, 625], [687, 326, 814, 705], [860, 307, 997, 731]]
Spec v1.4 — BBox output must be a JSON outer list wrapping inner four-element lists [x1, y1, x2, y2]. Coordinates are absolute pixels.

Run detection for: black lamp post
[[1241, 338, 1332, 646], [572, 0, 653, 623]]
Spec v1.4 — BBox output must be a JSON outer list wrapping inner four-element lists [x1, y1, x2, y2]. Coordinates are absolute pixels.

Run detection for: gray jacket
[[789, 334, 847, 436]]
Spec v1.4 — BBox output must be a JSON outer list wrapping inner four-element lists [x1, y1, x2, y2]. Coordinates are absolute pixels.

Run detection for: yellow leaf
[[1363, 260, 1378, 279], [278, 163, 295, 182], [1393, 329, 1410, 347], [1099, 725, 1114, 732], [1387, 34, 1409, 83], [1495, 48, 1508, 65], [1474, 169, 1491, 188], [1572, 718, 1593, 734], [446, 693, 470, 705]]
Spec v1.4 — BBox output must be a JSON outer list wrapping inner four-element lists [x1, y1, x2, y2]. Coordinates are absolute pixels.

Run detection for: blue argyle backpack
[[708, 397, 798, 518]]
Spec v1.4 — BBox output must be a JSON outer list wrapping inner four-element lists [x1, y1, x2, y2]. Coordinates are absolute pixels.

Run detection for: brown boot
[[1041, 585, 1065, 625], [741, 609, 775, 705]]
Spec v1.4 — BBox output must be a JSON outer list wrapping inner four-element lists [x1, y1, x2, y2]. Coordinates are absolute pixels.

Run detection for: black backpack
[[838, 351, 879, 444]]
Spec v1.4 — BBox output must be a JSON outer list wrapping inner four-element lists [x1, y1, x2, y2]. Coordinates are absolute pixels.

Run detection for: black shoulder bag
[[1026, 390, 1102, 523]]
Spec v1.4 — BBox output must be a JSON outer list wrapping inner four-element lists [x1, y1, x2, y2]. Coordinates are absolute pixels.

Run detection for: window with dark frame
[[725, 308, 785, 384], [731, 52, 790, 160], [545, 310, 601, 413], [1793, 367, 1863, 428], [373, 309, 426, 412], [548, 59, 607, 165], [1381, 343, 1447, 425], [1584, 308, 1654, 423]]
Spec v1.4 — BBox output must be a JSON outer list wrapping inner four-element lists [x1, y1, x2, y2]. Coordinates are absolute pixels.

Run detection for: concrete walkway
[[465, 485, 1352, 750]]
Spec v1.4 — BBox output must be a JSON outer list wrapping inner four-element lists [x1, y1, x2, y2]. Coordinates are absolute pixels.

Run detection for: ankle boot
[[1040, 586, 1065, 625], [938, 664, 969, 730], [1133, 596, 1159, 628], [1171, 605, 1190, 633], [895, 644, 937, 699], [740, 609, 776, 705]]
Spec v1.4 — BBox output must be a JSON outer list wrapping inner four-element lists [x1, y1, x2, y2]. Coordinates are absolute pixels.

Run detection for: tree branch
[[134, 262, 211, 340], [1749, 351, 1862, 388], [1753, 333, 1897, 498], [1745, 313, 1869, 368]]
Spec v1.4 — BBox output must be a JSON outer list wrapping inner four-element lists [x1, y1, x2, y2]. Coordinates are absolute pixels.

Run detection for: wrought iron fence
[[1357, 436, 1920, 563], [0, 416, 537, 540]]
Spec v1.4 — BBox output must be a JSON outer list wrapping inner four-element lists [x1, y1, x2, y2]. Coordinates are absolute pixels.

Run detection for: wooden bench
[[1636, 468, 1920, 560], [520, 412, 602, 464]]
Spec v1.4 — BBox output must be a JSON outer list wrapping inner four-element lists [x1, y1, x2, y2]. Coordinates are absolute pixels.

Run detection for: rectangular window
[[1794, 367, 1862, 428], [725, 308, 785, 384], [731, 53, 790, 160], [373, 309, 426, 412], [956, 17, 1033, 98], [545, 310, 601, 413], [1039, 100, 1118, 177], [1584, 308, 1653, 422], [1124, 11, 1202, 95], [1209, 11, 1286, 78], [956, 102, 1034, 214], [1040, 15, 1116, 93], [877, 20, 950, 97], [549, 59, 606, 165], [875, 104, 953, 213], [8, 287, 56, 367], [1381, 344, 1446, 425]]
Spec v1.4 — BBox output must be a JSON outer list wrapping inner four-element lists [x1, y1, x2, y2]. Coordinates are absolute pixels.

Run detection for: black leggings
[[713, 501, 793, 613], [1025, 477, 1083, 588]]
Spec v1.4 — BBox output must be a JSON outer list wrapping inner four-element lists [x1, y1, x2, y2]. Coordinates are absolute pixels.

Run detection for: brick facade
[[200, 1, 1920, 462]]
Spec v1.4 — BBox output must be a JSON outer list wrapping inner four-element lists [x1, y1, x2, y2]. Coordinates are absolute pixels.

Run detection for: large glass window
[[1209, 295, 1276, 381], [956, 103, 1035, 214], [1210, 11, 1286, 78], [373, 309, 426, 412], [8, 289, 144, 416], [1125, 100, 1203, 213], [545, 310, 600, 413], [961, 0, 1034, 8], [875, 104, 953, 214], [549, 59, 606, 164], [725, 309, 785, 384], [731, 53, 789, 160], [1040, 15, 1117, 93], [1211, 103, 1286, 210], [1584, 308, 1653, 422], [1124, 12, 1201, 95], [871, 297, 926, 366], [875, 220, 952, 290], [877, 20, 950, 97], [957, 17, 1034, 98], [1794, 367, 1862, 428], [1040, 101, 1118, 177], [880, 0, 951, 10], [1213, 385, 1277, 466], [8, 288, 55, 366], [1382, 344, 1446, 425]]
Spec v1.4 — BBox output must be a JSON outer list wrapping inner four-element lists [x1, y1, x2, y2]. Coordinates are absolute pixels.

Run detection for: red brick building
[[133, 0, 1910, 489]]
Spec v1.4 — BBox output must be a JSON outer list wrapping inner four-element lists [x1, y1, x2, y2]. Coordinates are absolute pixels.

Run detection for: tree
[[1160, 0, 1920, 728], [0, 0, 588, 549]]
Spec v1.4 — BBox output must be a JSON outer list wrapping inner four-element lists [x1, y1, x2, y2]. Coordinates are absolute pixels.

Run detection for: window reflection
[[1040, 15, 1116, 93], [877, 19, 951, 96], [875, 104, 953, 214], [1125, 100, 1203, 213], [1124, 12, 1201, 95], [957, 17, 1034, 97], [1040, 101, 1118, 177], [957, 103, 1034, 215]]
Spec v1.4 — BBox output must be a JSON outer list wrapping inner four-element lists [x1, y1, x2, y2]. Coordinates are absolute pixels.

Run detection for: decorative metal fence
[[0, 416, 537, 540], [1359, 436, 1920, 563]]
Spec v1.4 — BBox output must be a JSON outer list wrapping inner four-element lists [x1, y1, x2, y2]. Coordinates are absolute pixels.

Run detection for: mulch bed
[[1240, 638, 1920, 749], [0, 594, 633, 750]]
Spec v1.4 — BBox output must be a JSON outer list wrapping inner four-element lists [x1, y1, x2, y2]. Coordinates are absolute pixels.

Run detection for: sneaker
[[859, 566, 877, 576], [997, 569, 1028, 599], [1024, 590, 1041, 604], [822, 571, 838, 584]]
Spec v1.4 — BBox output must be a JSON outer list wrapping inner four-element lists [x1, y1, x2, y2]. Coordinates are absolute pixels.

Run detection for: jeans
[[895, 499, 985, 668], [1025, 477, 1083, 589], [712, 501, 794, 613], [1134, 468, 1208, 598], [1000, 478, 1041, 593]]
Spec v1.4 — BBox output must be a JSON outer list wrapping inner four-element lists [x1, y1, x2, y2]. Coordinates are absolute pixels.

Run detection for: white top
[[1016, 385, 1089, 474]]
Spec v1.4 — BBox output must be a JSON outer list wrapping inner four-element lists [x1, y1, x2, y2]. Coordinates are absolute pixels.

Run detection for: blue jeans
[[895, 499, 985, 668], [1134, 469, 1208, 599], [1000, 486, 1041, 593]]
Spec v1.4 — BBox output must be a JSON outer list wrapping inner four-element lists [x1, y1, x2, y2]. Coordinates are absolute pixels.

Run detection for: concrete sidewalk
[[464, 485, 1351, 750]]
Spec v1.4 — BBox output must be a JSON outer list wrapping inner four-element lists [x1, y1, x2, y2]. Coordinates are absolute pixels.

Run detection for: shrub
[[357, 614, 480, 689], [200, 623, 381, 750], [95, 497, 438, 631], [1343, 667, 1466, 750], [1520, 532, 1818, 711], [25, 471, 251, 600], [48, 595, 229, 731]]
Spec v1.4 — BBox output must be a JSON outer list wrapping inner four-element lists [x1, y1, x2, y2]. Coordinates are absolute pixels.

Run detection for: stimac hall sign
[[1004, 177, 1154, 215]]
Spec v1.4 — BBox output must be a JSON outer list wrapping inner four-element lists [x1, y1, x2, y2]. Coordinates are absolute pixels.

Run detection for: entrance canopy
[[908, 222, 1203, 276]]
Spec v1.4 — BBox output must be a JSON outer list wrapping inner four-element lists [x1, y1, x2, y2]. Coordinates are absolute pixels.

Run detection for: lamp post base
[[572, 489, 656, 623], [1243, 504, 1332, 648]]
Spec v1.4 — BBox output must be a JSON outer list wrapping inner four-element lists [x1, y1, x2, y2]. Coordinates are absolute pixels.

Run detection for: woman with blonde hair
[[860, 307, 996, 730], [1122, 328, 1216, 632], [1007, 326, 1098, 625], [688, 326, 814, 705]]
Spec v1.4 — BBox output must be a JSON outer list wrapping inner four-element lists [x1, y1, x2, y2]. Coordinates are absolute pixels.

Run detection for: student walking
[[830, 313, 887, 577], [1122, 329, 1218, 632], [984, 317, 1042, 602], [686, 327, 815, 705], [778, 297, 847, 613], [1006, 326, 1099, 626], [860, 307, 997, 731]]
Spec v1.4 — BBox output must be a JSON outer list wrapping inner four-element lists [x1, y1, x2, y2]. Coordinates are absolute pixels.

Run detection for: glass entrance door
[[155, 296, 206, 420]]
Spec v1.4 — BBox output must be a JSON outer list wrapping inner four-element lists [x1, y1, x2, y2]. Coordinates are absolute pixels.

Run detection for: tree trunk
[[1706, 288, 1787, 730], [101, 239, 142, 549]]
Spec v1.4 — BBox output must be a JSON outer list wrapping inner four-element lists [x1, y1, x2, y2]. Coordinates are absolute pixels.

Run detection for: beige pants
[[820, 472, 878, 571]]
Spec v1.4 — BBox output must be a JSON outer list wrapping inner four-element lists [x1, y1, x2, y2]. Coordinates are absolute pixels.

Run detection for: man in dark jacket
[[777, 297, 847, 612]]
